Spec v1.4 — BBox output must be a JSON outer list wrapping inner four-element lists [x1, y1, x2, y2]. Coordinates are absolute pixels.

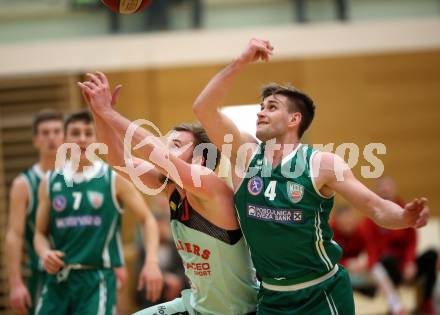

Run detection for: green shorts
[[256, 265, 355, 315], [36, 268, 116, 315], [27, 268, 46, 315]]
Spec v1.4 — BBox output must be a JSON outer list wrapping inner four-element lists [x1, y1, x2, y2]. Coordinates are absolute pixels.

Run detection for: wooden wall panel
[[0, 115, 11, 315], [106, 70, 157, 122]]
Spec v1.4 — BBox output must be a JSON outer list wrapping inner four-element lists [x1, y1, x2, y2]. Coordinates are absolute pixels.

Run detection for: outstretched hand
[[403, 197, 429, 228], [42, 250, 65, 274], [238, 38, 274, 65], [77, 71, 122, 114], [138, 261, 164, 303]]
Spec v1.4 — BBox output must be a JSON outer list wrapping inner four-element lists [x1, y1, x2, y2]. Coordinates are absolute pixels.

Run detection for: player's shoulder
[[245, 142, 264, 162], [310, 151, 349, 183], [241, 131, 259, 146], [11, 174, 28, 191], [312, 151, 345, 168], [9, 174, 33, 205]]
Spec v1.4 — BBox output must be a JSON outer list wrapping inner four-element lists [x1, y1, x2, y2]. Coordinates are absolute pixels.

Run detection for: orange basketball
[[101, 0, 152, 15]]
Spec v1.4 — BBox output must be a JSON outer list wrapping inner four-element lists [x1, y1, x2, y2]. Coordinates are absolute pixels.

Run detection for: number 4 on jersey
[[264, 181, 277, 201]]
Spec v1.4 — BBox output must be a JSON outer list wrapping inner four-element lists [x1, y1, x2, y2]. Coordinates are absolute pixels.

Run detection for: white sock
[[372, 263, 403, 314]]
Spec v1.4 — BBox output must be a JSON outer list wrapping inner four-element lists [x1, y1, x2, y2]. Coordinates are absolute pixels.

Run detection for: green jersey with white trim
[[22, 164, 45, 270], [168, 189, 258, 315], [234, 143, 342, 285], [47, 161, 124, 267]]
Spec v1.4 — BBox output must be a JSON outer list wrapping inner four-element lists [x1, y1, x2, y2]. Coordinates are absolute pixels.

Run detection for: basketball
[[101, 0, 152, 15]]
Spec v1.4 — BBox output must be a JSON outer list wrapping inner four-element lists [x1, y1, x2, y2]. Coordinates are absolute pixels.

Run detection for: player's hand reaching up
[[42, 250, 65, 274], [238, 38, 274, 65], [403, 197, 429, 228], [77, 71, 122, 114], [138, 261, 164, 302]]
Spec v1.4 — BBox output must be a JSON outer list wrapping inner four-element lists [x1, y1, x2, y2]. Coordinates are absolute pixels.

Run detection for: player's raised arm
[[78, 72, 233, 203], [314, 152, 429, 229], [34, 177, 65, 275], [114, 173, 163, 302], [192, 38, 273, 168], [80, 76, 165, 192], [5, 176, 32, 314]]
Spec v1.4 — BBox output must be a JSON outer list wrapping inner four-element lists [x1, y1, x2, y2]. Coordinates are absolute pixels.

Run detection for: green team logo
[[87, 191, 104, 209], [287, 182, 304, 203]]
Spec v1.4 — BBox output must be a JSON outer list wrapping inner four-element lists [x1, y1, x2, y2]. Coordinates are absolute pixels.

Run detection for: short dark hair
[[64, 110, 94, 133], [32, 110, 64, 135], [173, 123, 220, 171], [261, 83, 315, 138]]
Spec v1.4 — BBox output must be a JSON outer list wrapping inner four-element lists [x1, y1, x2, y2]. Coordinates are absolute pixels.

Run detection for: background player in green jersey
[[5, 111, 64, 315], [78, 72, 258, 315], [34, 111, 164, 315], [192, 38, 430, 314]]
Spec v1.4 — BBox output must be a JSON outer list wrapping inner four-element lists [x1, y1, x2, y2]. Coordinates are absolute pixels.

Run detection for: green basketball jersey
[[47, 161, 124, 268], [168, 190, 258, 315], [234, 143, 342, 286], [22, 164, 45, 270]]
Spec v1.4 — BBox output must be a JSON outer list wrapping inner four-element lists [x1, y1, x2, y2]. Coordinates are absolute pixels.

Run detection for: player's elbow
[[192, 98, 203, 116], [357, 194, 380, 220], [5, 230, 19, 250], [192, 97, 214, 118]]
